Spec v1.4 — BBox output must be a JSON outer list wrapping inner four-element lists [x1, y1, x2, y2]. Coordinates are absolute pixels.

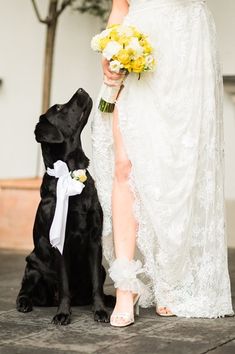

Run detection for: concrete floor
[[0, 249, 234, 354]]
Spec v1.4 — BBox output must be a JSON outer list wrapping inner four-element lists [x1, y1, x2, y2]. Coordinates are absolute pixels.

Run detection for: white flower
[[99, 28, 111, 39], [126, 37, 143, 58], [91, 34, 101, 52], [145, 54, 155, 71], [103, 41, 122, 60], [71, 169, 87, 183], [109, 60, 124, 73], [91, 28, 111, 52], [145, 55, 154, 65]]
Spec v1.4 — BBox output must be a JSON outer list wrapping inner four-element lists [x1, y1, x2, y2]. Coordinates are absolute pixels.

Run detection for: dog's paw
[[52, 313, 71, 325], [94, 309, 110, 323], [16, 296, 33, 313]]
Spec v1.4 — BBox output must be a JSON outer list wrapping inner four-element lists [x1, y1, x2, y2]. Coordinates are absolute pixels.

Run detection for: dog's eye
[[56, 105, 63, 111]]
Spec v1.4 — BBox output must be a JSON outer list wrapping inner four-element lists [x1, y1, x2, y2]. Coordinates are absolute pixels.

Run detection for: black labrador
[[16, 88, 112, 325]]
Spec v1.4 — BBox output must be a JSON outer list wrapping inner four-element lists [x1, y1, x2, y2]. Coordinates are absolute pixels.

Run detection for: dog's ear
[[34, 118, 64, 144]]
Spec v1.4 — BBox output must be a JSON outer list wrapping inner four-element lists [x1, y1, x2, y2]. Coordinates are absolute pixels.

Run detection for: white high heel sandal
[[108, 258, 144, 327], [110, 294, 140, 327]]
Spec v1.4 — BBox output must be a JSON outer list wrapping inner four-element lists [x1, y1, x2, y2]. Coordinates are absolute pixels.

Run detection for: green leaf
[[73, 0, 112, 22]]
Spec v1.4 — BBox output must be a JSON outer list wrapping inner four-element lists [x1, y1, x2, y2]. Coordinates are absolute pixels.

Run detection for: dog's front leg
[[52, 253, 71, 325], [89, 240, 109, 323], [16, 264, 41, 313]]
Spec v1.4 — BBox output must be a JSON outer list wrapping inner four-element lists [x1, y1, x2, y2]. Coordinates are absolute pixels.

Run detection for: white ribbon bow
[[47, 160, 85, 254]]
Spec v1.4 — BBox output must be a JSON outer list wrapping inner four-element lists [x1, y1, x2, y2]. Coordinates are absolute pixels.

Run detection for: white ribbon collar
[[46, 160, 86, 254]]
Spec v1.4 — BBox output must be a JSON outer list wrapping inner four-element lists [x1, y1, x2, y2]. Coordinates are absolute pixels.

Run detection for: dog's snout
[[56, 104, 63, 112], [75, 88, 91, 109], [76, 88, 90, 101], [77, 88, 85, 95]]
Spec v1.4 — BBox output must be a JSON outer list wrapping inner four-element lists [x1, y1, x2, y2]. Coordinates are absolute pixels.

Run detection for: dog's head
[[34, 88, 92, 169]]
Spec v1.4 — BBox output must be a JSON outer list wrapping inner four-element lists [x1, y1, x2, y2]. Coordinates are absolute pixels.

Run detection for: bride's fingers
[[103, 75, 121, 87], [102, 58, 124, 80], [104, 67, 123, 81]]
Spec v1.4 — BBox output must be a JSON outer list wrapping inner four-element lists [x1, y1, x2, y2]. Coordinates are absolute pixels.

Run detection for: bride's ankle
[[114, 289, 134, 312], [108, 257, 144, 296], [116, 289, 133, 302]]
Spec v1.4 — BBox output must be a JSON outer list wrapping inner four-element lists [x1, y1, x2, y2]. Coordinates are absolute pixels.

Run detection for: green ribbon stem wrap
[[98, 75, 126, 113]]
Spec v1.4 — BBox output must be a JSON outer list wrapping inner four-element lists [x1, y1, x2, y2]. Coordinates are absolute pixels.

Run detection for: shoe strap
[[111, 312, 134, 320]]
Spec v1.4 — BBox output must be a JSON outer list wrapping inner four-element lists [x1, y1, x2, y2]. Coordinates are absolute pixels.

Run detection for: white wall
[[0, 0, 102, 178], [207, 0, 235, 199], [48, 4, 103, 177], [224, 92, 235, 199], [207, 0, 235, 75], [207, 0, 235, 247]]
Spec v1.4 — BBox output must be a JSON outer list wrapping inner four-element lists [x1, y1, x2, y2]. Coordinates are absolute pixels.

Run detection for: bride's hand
[[102, 57, 125, 87]]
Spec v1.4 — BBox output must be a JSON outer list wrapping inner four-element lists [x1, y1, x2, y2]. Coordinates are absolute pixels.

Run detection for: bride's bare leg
[[111, 106, 173, 318], [111, 106, 138, 314]]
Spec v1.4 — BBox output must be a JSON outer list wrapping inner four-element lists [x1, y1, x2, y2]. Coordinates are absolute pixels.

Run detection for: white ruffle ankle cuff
[[108, 258, 144, 294]]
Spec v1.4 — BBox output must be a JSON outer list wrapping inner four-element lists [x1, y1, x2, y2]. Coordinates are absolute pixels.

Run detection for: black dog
[[16, 88, 112, 325]]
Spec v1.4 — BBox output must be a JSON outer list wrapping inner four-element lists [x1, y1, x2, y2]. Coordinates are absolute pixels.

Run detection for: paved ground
[[0, 249, 234, 354]]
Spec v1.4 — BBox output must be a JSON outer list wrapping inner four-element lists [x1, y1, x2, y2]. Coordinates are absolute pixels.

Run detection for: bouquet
[[91, 24, 156, 113]]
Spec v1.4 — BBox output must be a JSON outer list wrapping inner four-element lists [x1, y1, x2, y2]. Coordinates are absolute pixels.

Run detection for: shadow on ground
[[0, 249, 234, 354]]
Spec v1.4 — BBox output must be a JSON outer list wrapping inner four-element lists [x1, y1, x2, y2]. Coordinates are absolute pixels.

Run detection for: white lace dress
[[91, 0, 234, 318]]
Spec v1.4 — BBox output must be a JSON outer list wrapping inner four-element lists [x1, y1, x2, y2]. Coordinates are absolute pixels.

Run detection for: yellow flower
[[99, 37, 110, 50], [143, 43, 153, 54], [116, 49, 131, 65], [123, 63, 133, 72], [110, 29, 119, 41], [126, 47, 134, 56], [78, 175, 87, 183], [118, 35, 130, 47], [139, 38, 153, 54], [131, 57, 146, 73], [131, 26, 142, 39]]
